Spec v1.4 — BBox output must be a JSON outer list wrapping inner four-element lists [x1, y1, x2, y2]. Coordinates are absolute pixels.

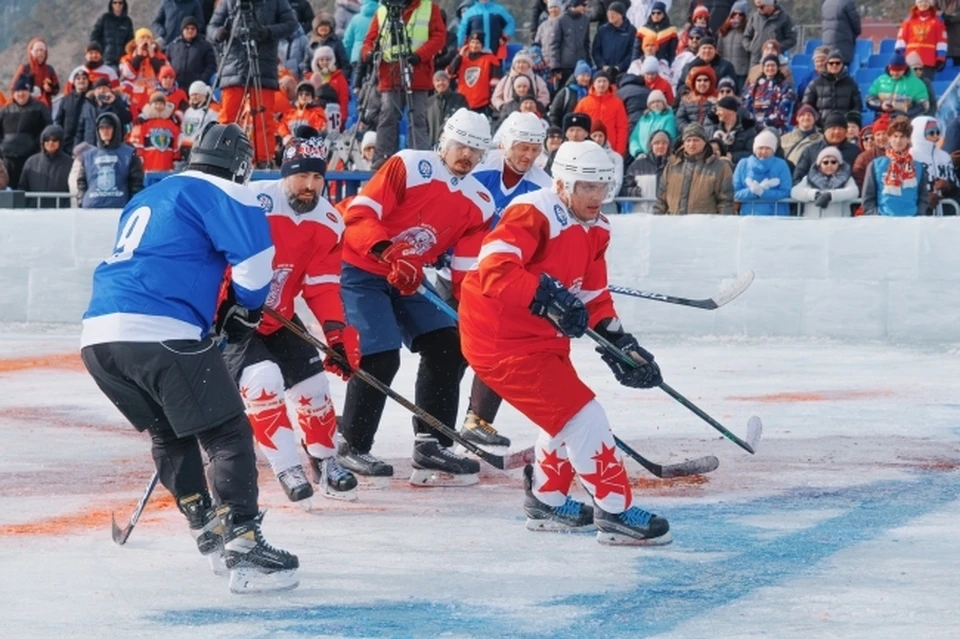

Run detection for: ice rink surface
[[1, 325, 958, 638]]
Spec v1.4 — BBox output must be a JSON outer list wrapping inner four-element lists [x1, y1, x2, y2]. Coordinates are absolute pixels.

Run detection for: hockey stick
[[608, 270, 755, 310], [586, 327, 762, 454], [111, 471, 159, 546], [264, 308, 525, 471], [416, 286, 718, 477]]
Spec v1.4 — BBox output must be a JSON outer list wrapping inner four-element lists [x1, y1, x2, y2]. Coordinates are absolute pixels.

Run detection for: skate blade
[[596, 530, 673, 546], [295, 496, 315, 512], [321, 485, 359, 502], [409, 468, 479, 487], [525, 517, 595, 533], [207, 552, 228, 577], [455, 443, 509, 458], [229, 567, 300, 594], [354, 475, 392, 490]]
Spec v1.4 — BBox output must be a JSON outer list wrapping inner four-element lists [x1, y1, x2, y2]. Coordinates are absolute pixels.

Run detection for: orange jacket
[[574, 87, 629, 155], [278, 103, 329, 142], [130, 101, 180, 171]]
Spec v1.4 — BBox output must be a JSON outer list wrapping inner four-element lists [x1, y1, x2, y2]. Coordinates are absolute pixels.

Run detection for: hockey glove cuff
[[529, 274, 588, 338], [595, 319, 662, 389], [380, 241, 425, 296], [323, 321, 361, 380], [215, 300, 263, 345]]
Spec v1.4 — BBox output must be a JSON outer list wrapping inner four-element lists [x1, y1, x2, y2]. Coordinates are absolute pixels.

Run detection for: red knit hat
[[873, 114, 891, 134], [591, 121, 608, 137]]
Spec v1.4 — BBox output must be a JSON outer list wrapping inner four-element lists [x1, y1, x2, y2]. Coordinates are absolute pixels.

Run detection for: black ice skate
[[410, 434, 480, 487], [594, 505, 672, 546], [460, 411, 511, 448], [276, 465, 314, 503], [178, 493, 226, 575], [220, 508, 299, 594], [522, 465, 594, 532], [337, 439, 393, 489], [305, 451, 359, 502]]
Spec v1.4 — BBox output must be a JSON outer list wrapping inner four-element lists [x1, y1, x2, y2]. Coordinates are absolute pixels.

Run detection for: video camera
[[380, 0, 411, 19]]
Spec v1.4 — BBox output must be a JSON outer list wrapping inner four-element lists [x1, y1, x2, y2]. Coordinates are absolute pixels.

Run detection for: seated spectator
[[671, 28, 703, 88], [55, 69, 93, 157], [744, 39, 793, 89], [278, 82, 328, 146], [165, 16, 218, 90], [73, 43, 120, 91], [18, 124, 72, 194], [846, 112, 861, 146], [545, 111, 592, 173], [627, 34, 673, 80], [862, 119, 928, 216], [853, 114, 890, 189], [717, 2, 750, 86], [733, 128, 792, 215], [119, 29, 169, 114], [492, 51, 551, 111], [309, 14, 350, 79], [517, 95, 548, 124], [448, 32, 502, 116], [592, 3, 637, 81], [129, 91, 181, 172], [790, 146, 859, 217], [676, 36, 738, 95], [796, 46, 829, 109], [0, 78, 52, 187], [709, 95, 758, 165], [75, 78, 132, 149], [629, 89, 676, 158], [536, 0, 563, 77], [910, 116, 960, 214], [151, 0, 205, 47], [457, 0, 516, 58], [355, 131, 378, 170], [496, 75, 536, 125], [621, 129, 672, 212], [309, 46, 349, 131], [906, 51, 938, 117], [781, 104, 822, 168], [865, 52, 929, 118], [157, 66, 189, 114], [896, 0, 947, 76], [860, 125, 874, 154], [802, 49, 861, 125], [537, 125, 563, 170], [792, 111, 860, 184], [676, 66, 717, 133], [679, 5, 713, 54], [742, 55, 794, 131], [574, 70, 629, 155], [716, 76, 737, 100], [590, 120, 624, 197], [90, 0, 135, 69], [655, 123, 734, 214], [427, 71, 468, 147], [638, 56, 674, 105], [11, 38, 60, 108], [75, 112, 144, 208], [179, 81, 219, 159], [637, 2, 678, 65]]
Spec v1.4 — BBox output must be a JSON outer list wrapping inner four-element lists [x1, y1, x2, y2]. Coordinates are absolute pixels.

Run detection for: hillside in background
[[0, 0, 919, 90]]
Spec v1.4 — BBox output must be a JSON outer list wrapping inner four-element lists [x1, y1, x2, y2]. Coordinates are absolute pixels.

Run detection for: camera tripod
[[371, 1, 419, 150]]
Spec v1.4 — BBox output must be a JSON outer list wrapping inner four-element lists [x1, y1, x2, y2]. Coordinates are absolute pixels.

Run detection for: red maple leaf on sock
[[537, 449, 575, 495], [579, 442, 632, 508]]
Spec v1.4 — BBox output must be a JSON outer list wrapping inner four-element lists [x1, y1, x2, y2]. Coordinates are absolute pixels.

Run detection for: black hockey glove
[[215, 293, 263, 344], [595, 318, 662, 389], [529, 273, 588, 338]]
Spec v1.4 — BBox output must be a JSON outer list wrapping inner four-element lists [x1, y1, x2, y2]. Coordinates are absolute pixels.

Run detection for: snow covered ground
[[1, 327, 958, 638]]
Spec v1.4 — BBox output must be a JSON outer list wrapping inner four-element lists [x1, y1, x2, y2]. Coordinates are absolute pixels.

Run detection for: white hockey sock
[[286, 373, 337, 460], [532, 429, 575, 508], [239, 361, 301, 474]]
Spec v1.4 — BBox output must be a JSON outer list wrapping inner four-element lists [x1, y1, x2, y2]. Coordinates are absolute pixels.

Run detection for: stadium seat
[[860, 86, 871, 109], [850, 53, 862, 71], [861, 110, 876, 127], [936, 66, 960, 82], [856, 40, 873, 62], [855, 68, 884, 84], [933, 80, 952, 98], [879, 39, 896, 54], [804, 39, 823, 55], [791, 66, 810, 86], [868, 54, 889, 68], [503, 43, 523, 71], [791, 53, 812, 68], [946, 58, 955, 68]]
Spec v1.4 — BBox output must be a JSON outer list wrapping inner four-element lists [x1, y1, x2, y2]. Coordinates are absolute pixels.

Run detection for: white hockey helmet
[[499, 111, 546, 149], [439, 108, 492, 151], [551, 140, 616, 202]]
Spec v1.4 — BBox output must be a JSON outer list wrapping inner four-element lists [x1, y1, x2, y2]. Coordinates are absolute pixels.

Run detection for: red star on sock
[[297, 401, 336, 450], [537, 449, 575, 495], [248, 404, 290, 451], [579, 443, 632, 508]]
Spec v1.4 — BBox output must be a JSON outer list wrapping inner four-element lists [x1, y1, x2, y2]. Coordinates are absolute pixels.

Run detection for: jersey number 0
[[106, 206, 152, 264]]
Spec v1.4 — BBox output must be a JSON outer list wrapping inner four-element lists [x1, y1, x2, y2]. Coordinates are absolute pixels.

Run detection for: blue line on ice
[[154, 471, 960, 637]]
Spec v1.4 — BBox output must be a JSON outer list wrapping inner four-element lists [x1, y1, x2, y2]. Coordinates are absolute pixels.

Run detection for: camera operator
[[208, 0, 297, 167], [361, 0, 447, 167]]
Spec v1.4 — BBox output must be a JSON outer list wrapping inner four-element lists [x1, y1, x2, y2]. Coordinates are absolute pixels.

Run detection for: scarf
[[882, 148, 917, 196], [808, 162, 852, 191]]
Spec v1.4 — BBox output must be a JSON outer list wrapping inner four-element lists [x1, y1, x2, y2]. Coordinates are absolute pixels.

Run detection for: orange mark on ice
[[0, 352, 84, 373], [0, 494, 175, 538], [727, 390, 894, 403], [634, 473, 709, 494]]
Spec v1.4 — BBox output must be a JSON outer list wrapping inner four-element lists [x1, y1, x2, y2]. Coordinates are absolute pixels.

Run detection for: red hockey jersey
[[251, 178, 347, 335], [457, 188, 617, 365], [344, 150, 496, 278]]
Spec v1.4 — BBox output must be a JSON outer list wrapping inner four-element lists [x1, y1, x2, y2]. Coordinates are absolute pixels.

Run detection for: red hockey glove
[[323, 322, 361, 380], [380, 241, 425, 296]]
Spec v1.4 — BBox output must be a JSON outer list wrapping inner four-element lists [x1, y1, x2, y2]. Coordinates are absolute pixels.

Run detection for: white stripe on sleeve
[[450, 256, 478, 272], [350, 195, 384, 219], [232, 246, 275, 291], [478, 239, 523, 263], [304, 274, 341, 286], [577, 288, 604, 304]]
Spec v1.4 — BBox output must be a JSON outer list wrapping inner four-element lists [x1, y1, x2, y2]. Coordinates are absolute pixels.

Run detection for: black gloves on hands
[[256, 27, 271, 43], [595, 318, 662, 389], [214, 27, 229, 43], [215, 291, 263, 344], [407, 53, 421, 66], [814, 191, 833, 208], [529, 274, 588, 338]]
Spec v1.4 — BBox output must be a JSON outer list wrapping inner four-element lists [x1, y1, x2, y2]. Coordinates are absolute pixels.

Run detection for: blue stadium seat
[[933, 80, 952, 98], [791, 66, 810, 86], [856, 68, 884, 84], [946, 58, 955, 67], [856, 40, 873, 62], [937, 66, 960, 82], [859, 86, 872, 109], [861, 110, 876, 127], [804, 39, 823, 55], [503, 43, 523, 71], [879, 39, 897, 54], [868, 54, 889, 68], [791, 53, 812, 68], [850, 53, 862, 70]]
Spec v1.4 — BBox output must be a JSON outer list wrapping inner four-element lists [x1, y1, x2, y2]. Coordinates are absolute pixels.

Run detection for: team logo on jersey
[[266, 267, 292, 308], [417, 159, 433, 179], [326, 212, 339, 224], [476, 190, 491, 203], [148, 126, 173, 151], [450, 176, 459, 186], [553, 204, 569, 226], [392, 226, 438, 256], [257, 193, 274, 213], [464, 67, 480, 88]]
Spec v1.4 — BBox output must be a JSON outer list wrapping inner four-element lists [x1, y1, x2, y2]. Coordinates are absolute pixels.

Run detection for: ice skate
[[276, 465, 314, 505], [178, 493, 227, 576], [460, 411, 511, 448], [221, 509, 299, 594], [410, 434, 480, 487], [594, 505, 672, 546], [306, 453, 359, 502], [337, 439, 393, 489], [522, 465, 594, 532]]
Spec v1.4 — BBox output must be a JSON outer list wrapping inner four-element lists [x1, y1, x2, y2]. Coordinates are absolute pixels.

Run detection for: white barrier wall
[[2, 209, 959, 342]]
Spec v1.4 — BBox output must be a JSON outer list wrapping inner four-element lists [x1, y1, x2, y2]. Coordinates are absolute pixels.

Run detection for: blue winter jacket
[[458, 2, 516, 52], [863, 156, 927, 216], [733, 155, 793, 216], [343, 0, 378, 64], [591, 18, 637, 75]]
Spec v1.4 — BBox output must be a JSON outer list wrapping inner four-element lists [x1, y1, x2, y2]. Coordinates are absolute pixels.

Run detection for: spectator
[[629, 89, 676, 158], [637, 2, 678, 65], [278, 25, 311, 80], [427, 71, 468, 146], [179, 81, 219, 159], [717, 2, 750, 86], [906, 52, 938, 117], [590, 121, 624, 196], [743, 0, 797, 65], [529, 0, 548, 38], [536, 0, 563, 73], [73, 43, 120, 91], [547, 60, 591, 127], [129, 91, 181, 172], [896, 0, 947, 76], [278, 82, 328, 145], [157, 66, 189, 113], [627, 0, 672, 33], [943, 0, 960, 68], [744, 39, 793, 88], [688, 0, 734, 33], [75, 112, 144, 208], [335, 0, 362, 37], [639, 56, 674, 105], [574, 70, 629, 155], [821, 0, 861, 65], [676, 36, 738, 94], [795, 46, 829, 108], [343, 0, 378, 66], [628, 34, 673, 79], [846, 112, 861, 146], [716, 75, 737, 100], [910, 115, 960, 214], [151, 0, 205, 46], [781, 104, 822, 168], [492, 51, 551, 111], [802, 49, 861, 125], [11, 38, 60, 108], [621, 129, 672, 212], [18, 124, 72, 193], [166, 16, 218, 90], [742, 55, 794, 130], [119, 29, 169, 114], [552, 0, 592, 83], [865, 52, 929, 118], [709, 94, 758, 164], [675, 65, 717, 132], [458, 0, 516, 56], [0, 77, 52, 187], [679, 5, 713, 54], [309, 47, 350, 131], [563, 111, 591, 141], [289, 0, 316, 36], [90, 0, 135, 69], [310, 14, 351, 79], [329, 129, 379, 171], [790, 146, 859, 217], [591, 3, 636, 81], [496, 76, 536, 125], [862, 119, 928, 216], [361, 0, 446, 164], [55, 69, 93, 157], [448, 32, 503, 116], [733, 128, 791, 215], [860, 125, 874, 154], [617, 71, 652, 132], [671, 27, 703, 86], [793, 111, 864, 185], [656, 122, 734, 214], [853, 114, 889, 189], [76, 78, 132, 149]]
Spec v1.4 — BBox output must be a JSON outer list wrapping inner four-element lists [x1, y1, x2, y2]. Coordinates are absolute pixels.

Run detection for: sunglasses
[[651, 10, 663, 15], [820, 160, 839, 166], [719, 88, 734, 94], [926, 129, 941, 136], [827, 61, 843, 66], [695, 77, 710, 82]]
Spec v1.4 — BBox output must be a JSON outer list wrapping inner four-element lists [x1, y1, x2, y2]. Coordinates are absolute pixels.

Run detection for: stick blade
[[658, 455, 720, 478], [745, 416, 763, 454], [111, 512, 132, 546], [712, 270, 755, 308], [502, 445, 536, 471]]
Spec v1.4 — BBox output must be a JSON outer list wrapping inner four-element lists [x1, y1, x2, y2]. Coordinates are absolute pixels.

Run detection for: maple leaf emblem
[[297, 399, 337, 450], [247, 404, 291, 451], [579, 443, 632, 508], [537, 449, 575, 495]]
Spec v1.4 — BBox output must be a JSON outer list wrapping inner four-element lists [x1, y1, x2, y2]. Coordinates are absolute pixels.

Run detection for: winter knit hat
[[827, 49, 844, 62], [92, 77, 111, 89], [641, 57, 660, 75], [592, 69, 612, 83], [188, 80, 210, 96], [547, 0, 562, 8], [647, 90, 667, 107], [762, 54, 780, 67], [86, 42, 102, 53], [731, 1, 748, 13], [159, 65, 176, 79], [717, 76, 737, 92], [689, 27, 706, 38], [796, 104, 818, 120], [700, 36, 716, 48], [873, 114, 892, 134], [642, 34, 658, 48], [281, 137, 328, 177], [563, 112, 592, 134], [573, 59, 592, 78], [692, 5, 710, 20], [717, 95, 740, 111], [296, 81, 316, 96], [758, 0, 775, 5], [135, 27, 153, 40], [753, 128, 779, 153], [181, 15, 198, 30], [512, 75, 532, 90], [546, 126, 563, 138], [591, 120, 608, 136], [512, 52, 534, 67], [846, 111, 862, 127], [888, 51, 908, 70], [682, 122, 709, 142], [816, 146, 842, 165], [652, 1, 667, 12], [361, 131, 377, 150], [823, 112, 848, 130], [608, 2, 626, 16], [13, 76, 32, 92]]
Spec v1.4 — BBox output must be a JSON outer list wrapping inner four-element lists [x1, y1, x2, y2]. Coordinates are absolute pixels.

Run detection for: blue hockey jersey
[[470, 151, 554, 228], [81, 170, 275, 346]]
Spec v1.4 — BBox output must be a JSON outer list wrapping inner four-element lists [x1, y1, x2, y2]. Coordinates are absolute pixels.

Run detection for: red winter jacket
[[574, 87, 629, 155], [896, 7, 948, 68], [361, 0, 447, 92]]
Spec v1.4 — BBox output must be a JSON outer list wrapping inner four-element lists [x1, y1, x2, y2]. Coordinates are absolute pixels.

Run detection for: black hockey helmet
[[188, 122, 253, 184]]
